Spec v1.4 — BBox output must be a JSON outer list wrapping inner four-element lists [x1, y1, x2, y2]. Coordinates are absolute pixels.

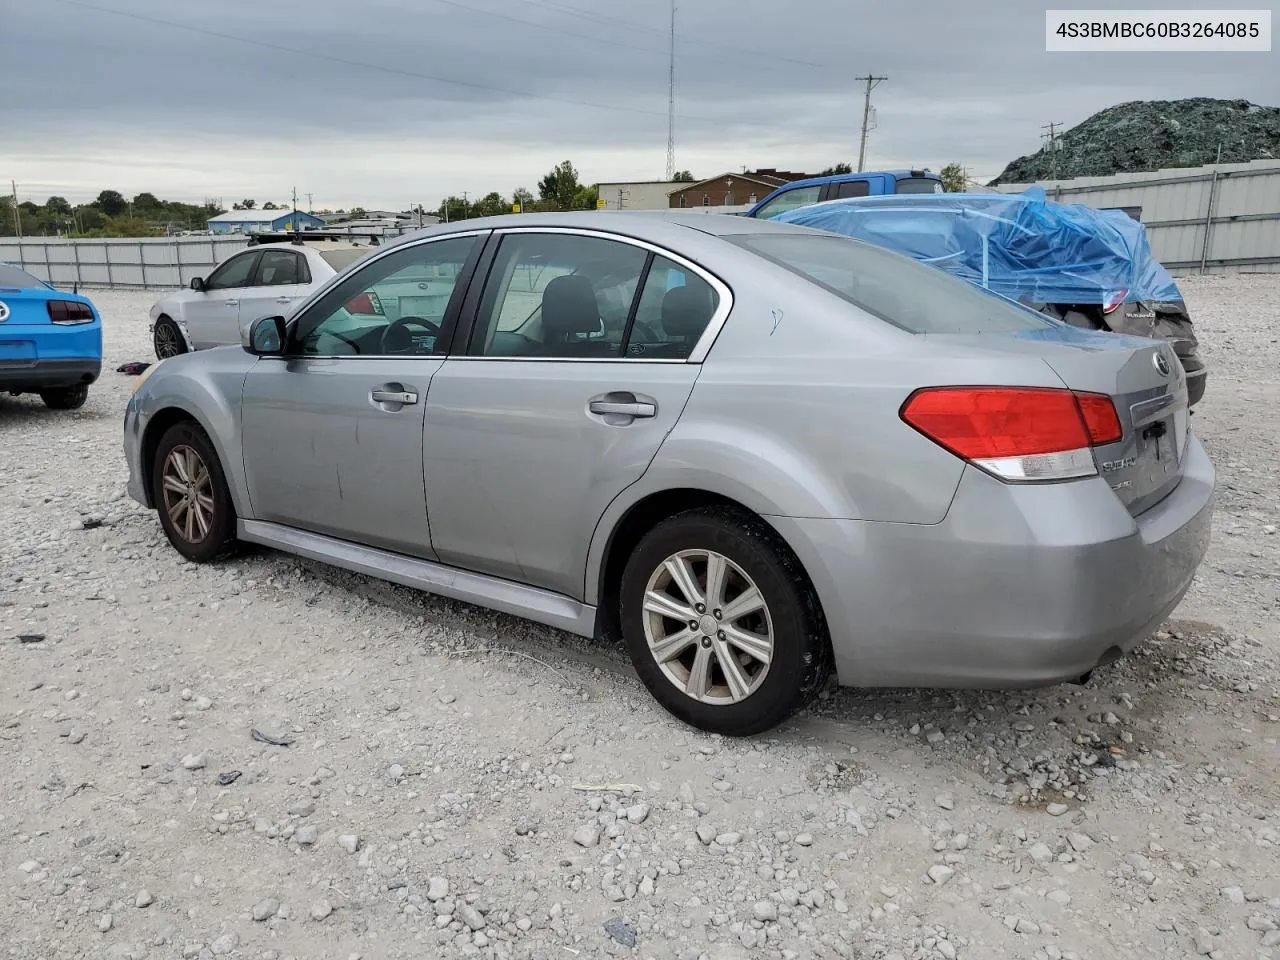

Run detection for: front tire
[[39, 385, 89, 410], [151, 421, 237, 563], [618, 507, 831, 736], [153, 315, 188, 360]]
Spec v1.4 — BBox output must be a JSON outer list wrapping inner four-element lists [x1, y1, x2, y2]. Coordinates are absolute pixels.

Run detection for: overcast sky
[[6, 0, 1277, 209]]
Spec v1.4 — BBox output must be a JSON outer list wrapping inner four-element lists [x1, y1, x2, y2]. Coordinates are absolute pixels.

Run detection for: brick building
[[668, 169, 811, 209]]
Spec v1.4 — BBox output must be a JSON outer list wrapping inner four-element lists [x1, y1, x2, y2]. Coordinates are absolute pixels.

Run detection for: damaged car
[[776, 188, 1207, 406]]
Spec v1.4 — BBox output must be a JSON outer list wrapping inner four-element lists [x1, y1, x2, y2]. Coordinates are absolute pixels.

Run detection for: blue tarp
[[775, 187, 1184, 305]]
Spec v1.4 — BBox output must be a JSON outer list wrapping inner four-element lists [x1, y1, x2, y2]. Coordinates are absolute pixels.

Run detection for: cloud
[[5, 0, 1277, 208]]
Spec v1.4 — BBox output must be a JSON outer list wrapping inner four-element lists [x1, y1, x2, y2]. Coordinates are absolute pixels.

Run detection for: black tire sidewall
[[39, 385, 88, 409], [619, 508, 828, 737], [151, 421, 237, 563], [154, 316, 187, 359]]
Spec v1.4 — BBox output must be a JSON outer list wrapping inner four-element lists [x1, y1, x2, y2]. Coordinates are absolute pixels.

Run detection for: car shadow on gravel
[[247, 548, 1274, 804], [0, 395, 113, 424]]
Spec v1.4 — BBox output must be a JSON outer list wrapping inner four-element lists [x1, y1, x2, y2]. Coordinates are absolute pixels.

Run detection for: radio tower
[[665, 0, 676, 181]]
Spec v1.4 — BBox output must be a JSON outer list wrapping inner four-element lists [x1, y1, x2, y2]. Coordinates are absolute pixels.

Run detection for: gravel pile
[[2, 279, 1278, 960]]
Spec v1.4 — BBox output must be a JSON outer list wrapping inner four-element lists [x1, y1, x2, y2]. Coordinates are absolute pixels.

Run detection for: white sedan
[[148, 238, 373, 359]]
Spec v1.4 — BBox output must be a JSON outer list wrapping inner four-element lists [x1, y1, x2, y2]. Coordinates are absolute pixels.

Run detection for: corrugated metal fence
[[996, 159, 1280, 276], [0, 235, 251, 289]]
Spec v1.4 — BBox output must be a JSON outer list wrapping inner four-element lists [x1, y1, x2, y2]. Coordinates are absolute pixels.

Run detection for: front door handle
[[371, 388, 418, 405], [225, 299, 239, 306], [274, 296, 293, 304], [588, 391, 656, 419]]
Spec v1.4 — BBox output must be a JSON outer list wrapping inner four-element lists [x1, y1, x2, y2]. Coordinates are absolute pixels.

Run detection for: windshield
[[895, 177, 944, 194], [726, 233, 1055, 335], [0, 264, 48, 289]]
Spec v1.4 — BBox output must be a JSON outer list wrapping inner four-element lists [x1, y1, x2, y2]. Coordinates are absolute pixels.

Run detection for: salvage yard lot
[[3, 277, 1279, 960]]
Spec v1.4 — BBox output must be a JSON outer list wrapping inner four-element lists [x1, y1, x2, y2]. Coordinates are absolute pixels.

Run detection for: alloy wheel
[[155, 321, 181, 359], [641, 549, 774, 705], [160, 444, 215, 543]]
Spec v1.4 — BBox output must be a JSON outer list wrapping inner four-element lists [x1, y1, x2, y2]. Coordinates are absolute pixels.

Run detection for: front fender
[[132, 353, 254, 517]]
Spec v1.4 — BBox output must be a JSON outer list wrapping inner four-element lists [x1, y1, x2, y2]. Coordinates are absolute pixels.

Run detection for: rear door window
[[727, 233, 1053, 334], [752, 186, 821, 219], [834, 180, 871, 199]]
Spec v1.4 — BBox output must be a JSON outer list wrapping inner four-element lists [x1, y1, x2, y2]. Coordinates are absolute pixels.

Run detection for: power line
[[52, 0, 736, 125]]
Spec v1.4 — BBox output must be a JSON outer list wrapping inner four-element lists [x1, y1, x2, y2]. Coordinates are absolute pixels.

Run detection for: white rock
[[427, 877, 450, 901], [625, 803, 650, 824], [457, 904, 486, 931], [794, 832, 814, 846], [1192, 927, 1214, 955], [252, 898, 279, 921], [338, 834, 360, 854], [1221, 885, 1245, 904], [1067, 832, 1093, 852], [19, 861, 40, 874], [134, 890, 154, 908], [752, 900, 778, 922], [98, 913, 113, 933], [927, 865, 955, 885], [572, 825, 601, 848], [1028, 842, 1054, 863], [935, 793, 955, 811], [311, 900, 333, 921], [180, 754, 206, 770], [1046, 803, 1069, 816], [210, 933, 239, 956]]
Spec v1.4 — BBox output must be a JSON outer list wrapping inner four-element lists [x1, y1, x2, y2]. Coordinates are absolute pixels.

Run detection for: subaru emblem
[[1152, 352, 1171, 377]]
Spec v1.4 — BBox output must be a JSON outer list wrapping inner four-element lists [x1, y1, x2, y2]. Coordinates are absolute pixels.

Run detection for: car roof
[[377, 210, 817, 248], [767, 170, 939, 192]]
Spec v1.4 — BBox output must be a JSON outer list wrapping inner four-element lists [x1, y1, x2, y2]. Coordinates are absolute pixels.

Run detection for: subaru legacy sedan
[[122, 212, 1214, 736]]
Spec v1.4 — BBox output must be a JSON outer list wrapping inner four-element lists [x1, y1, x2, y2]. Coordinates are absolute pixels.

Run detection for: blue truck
[[743, 168, 944, 219]]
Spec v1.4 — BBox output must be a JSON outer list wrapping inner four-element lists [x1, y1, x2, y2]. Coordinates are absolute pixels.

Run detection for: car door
[[239, 232, 486, 558], [423, 229, 728, 598], [184, 250, 261, 349], [235, 248, 313, 342]]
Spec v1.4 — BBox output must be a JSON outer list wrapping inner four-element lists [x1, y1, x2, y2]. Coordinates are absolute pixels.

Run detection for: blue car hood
[[776, 187, 1184, 306]]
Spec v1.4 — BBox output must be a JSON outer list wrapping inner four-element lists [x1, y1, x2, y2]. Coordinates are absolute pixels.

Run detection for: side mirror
[[244, 315, 287, 356], [190, 277, 205, 291]]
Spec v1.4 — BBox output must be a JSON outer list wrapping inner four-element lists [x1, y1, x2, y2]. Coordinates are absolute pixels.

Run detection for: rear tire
[[151, 421, 237, 563], [618, 506, 831, 736], [153, 315, 188, 360], [39, 385, 89, 410]]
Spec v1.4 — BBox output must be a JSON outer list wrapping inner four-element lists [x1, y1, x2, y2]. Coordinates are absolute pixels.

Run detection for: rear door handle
[[225, 299, 239, 306], [588, 392, 656, 419], [371, 389, 418, 405], [274, 296, 293, 304]]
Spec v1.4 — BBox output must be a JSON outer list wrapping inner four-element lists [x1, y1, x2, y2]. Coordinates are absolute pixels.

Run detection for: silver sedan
[[122, 212, 1214, 736]]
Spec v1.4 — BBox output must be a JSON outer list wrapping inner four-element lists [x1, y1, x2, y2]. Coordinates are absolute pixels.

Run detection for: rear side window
[[834, 180, 871, 199], [0, 264, 47, 289], [753, 186, 821, 219], [727, 233, 1053, 334]]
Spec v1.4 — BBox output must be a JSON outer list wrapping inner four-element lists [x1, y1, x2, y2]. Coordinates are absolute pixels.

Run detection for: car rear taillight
[[1102, 288, 1128, 314], [900, 386, 1122, 482], [47, 300, 95, 324], [346, 292, 378, 315]]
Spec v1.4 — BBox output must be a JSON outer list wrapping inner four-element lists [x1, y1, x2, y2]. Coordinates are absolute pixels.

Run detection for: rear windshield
[[895, 177, 944, 194], [319, 249, 367, 272], [726, 233, 1054, 334], [0, 264, 47, 289]]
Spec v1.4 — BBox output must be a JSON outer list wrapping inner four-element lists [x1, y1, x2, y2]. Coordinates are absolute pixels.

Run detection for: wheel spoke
[[685, 645, 713, 699], [720, 585, 765, 624], [162, 475, 186, 496], [703, 552, 728, 612], [167, 450, 189, 483], [722, 624, 773, 666], [184, 500, 197, 541], [715, 645, 752, 702], [649, 626, 697, 664], [643, 589, 696, 624], [194, 491, 215, 513], [664, 555, 704, 608], [168, 498, 189, 525], [184, 448, 201, 486], [192, 500, 210, 539]]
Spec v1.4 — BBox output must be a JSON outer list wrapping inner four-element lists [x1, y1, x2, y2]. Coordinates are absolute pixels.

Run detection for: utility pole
[[461, 191, 468, 218], [855, 75, 887, 173], [1041, 122, 1063, 180], [291, 186, 298, 229], [10, 181, 20, 238], [306, 192, 313, 214], [665, 0, 677, 181]]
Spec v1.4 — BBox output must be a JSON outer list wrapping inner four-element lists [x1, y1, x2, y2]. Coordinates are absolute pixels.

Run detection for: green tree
[[469, 192, 508, 218], [571, 184, 599, 210], [94, 190, 127, 217], [819, 162, 853, 176], [233, 198, 257, 210], [512, 187, 534, 212], [538, 160, 582, 210], [45, 196, 73, 216], [939, 162, 966, 192], [349, 207, 367, 218], [436, 196, 471, 221], [262, 201, 279, 210], [132, 192, 161, 211], [672, 170, 695, 182]]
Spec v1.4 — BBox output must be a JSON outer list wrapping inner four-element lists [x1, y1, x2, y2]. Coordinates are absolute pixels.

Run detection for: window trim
[[446, 227, 734, 365], [278, 230, 490, 360]]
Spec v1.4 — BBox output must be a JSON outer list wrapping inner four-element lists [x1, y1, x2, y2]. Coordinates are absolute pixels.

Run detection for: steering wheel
[[380, 316, 441, 355]]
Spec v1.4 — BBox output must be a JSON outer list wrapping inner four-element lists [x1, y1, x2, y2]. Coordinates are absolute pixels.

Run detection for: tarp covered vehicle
[[776, 188, 1207, 405]]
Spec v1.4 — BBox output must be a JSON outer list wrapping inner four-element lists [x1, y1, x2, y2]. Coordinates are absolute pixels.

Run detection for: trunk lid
[[931, 324, 1189, 515], [0, 288, 59, 326]]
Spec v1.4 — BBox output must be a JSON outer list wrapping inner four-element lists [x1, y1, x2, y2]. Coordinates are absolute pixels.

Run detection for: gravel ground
[[2, 276, 1278, 960]]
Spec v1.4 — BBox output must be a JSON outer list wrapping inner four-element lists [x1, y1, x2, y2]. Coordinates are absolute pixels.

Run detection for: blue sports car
[[0, 264, 103, 410]]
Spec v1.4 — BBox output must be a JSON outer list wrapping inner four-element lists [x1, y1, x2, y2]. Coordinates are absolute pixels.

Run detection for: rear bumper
[[769, 433, 1215, 689], [0, 357, 101, 391]]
